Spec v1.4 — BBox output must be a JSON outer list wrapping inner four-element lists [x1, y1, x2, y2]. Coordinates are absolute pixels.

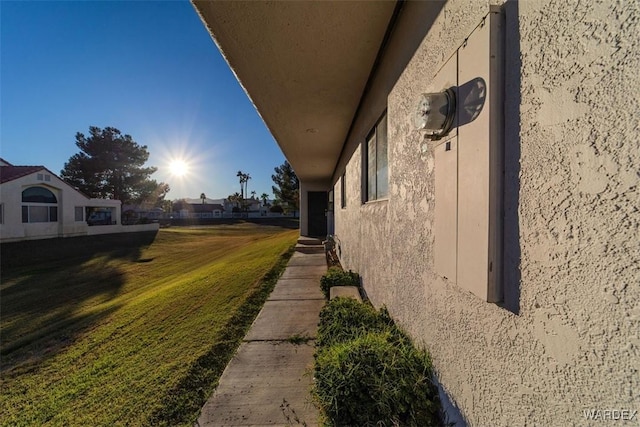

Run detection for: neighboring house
[[191, 203, 224, 218], [209, 197, 283, 217], [0, 159, 157, 242], [122, 205, 164, 223], [242, 197, 262, 213], [175, 199, 225, 218], [171, 197, 291, 219], [193, 2, 639, 426]]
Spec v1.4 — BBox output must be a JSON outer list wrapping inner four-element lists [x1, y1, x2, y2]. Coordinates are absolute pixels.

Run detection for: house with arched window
[[0, 158, 131, 242]]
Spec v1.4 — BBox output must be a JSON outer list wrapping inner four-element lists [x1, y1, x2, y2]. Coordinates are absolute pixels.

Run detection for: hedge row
[[313, 297, 444, 426]]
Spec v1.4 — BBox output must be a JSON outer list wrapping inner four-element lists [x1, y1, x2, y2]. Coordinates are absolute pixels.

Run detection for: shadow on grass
[[1, 230, 158, 271], [0, 231, 158, 370]]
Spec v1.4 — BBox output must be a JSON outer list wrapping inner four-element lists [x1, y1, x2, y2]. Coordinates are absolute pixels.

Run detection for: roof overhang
[[192, 0, 399, 184]]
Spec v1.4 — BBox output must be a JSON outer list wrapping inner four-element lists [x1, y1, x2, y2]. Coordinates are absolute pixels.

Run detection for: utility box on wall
[[433, 53, 458, 284], [432, 7, 504, 302]]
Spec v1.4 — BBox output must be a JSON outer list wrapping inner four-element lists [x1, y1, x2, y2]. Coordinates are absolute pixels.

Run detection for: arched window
[[22, 187, 58, 223], [22, 187, 58, 203]]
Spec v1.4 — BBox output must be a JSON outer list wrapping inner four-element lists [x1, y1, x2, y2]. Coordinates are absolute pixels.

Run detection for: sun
[[168, 158, 189, 177]]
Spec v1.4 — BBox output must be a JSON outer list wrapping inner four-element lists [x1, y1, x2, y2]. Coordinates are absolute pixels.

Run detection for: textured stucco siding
[[334, 0, 639, 425]]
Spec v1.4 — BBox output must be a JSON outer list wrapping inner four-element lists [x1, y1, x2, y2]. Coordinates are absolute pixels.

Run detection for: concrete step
[[330, 286, 362, 302], [297, 236, 323, 245], [295, 242, 324, 254], [296, 236, 325, 254]]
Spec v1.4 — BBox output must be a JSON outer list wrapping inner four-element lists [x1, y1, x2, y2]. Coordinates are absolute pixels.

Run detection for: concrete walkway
[[196, 245, 326, 426]]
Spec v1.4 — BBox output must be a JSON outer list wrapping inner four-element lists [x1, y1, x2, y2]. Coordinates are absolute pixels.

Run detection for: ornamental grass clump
[[313, 297, 443, 426], [319, 267, 360, 299], [316, 297, 405, 348]]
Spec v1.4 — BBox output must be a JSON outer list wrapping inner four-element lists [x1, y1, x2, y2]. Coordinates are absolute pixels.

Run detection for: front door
[[307, 191, 328, 237]]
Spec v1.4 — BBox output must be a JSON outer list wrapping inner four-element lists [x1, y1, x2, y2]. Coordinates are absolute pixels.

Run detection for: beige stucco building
[[193, 1, 639, 425], [0, 159, 157, 242]]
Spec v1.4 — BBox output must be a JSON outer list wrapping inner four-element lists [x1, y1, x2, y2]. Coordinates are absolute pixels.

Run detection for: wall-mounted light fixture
[[414, 88, 456, 139]]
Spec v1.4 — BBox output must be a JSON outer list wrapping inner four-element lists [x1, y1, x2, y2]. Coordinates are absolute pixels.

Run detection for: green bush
[[313, 298, 443, 426], [314, 330, 441, 426], [316, 297, 404, 348], [319, 267, 360, 298]]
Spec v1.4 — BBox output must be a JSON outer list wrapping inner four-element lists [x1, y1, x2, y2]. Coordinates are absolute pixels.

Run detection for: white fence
[[87, 222, 159, 235]]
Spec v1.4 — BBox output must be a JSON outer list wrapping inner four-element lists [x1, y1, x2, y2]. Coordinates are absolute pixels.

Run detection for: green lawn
[[0, 223, 299, 426]]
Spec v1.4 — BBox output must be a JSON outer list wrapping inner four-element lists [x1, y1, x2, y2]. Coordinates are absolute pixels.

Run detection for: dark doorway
[[307, 191, 328, 237]]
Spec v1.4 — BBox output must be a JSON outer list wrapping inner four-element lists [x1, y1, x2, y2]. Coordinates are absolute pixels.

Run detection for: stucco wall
[[0, 172, 123, 242], [334, 0, 639, 425], [87, 223, 159, 236], [0, 172, 90, 241]]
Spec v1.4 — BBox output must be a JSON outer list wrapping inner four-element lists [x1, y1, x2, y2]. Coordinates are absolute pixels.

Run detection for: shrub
[[319, 267, 359, 299], [314, 330, 441, 426], [316, 297, 404, 348], [313, 298, 443, 426]]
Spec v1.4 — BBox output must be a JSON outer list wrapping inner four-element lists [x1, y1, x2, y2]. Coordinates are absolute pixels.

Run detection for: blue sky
[[1, 0, 286, 200]]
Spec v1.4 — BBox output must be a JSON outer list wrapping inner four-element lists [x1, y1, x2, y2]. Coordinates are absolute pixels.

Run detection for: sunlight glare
[[169, 158, 189, 177]]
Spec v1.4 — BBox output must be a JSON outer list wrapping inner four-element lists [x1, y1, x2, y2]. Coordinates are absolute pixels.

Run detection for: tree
[[227, 192, 241, 210], [154, 183, 170, 206], [200, 193, 207, 204], [172, 198, 188, 217], [244, 174, 251, 200], [161, 199, 173, 214], [236, 171, 250, 200], [140, 182, 170, 209], [236, 171, 251, 211], [260, 193, 269, 206], [272, 160, 299, 214], [236, 171, 245, 198], [60, 126, 158, 204]]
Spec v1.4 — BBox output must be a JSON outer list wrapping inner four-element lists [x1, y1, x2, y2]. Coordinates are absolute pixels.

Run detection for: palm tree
[[200, 193, 206, 204], [236, 171, 251, 211], [244, 174, 251, 201], [260, 193, 269, 206], [236, 171, 244, 199], [251, 190, 256, 199], [227, 192, 242, 210]]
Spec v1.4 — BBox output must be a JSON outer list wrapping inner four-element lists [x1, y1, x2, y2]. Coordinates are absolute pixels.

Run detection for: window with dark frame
[[22, 206, 57, 223], [21, 186, 59, 223], [364, 112, 388, 202], [341, 171, 347, 208]]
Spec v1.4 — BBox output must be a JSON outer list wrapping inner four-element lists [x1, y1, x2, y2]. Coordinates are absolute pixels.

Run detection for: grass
[[313, 298, 443, 426], [284, 333, 314, 346], [0, 223, 298, 426]]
